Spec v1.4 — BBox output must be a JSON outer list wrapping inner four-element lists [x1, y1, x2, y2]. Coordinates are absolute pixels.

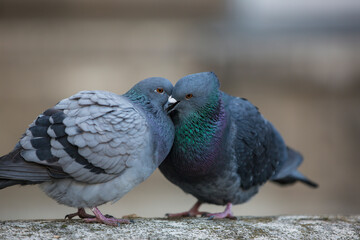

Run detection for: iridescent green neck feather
[[124, 88, 149, 107], [170, 92, 226, 176]]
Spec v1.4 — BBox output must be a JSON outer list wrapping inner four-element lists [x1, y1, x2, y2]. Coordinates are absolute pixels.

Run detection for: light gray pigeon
[[0, 77, 174, 226], [160, 72, 318, 219]]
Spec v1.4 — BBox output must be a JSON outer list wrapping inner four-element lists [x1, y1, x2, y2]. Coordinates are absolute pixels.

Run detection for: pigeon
[[160, 72, 318, 219], [0, 77, 174, 226]]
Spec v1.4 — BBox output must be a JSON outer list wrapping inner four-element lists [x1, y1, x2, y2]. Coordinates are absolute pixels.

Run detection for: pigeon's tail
[[272, 170, 318, 188], [0, 179, 39, 189], [271, 147, 318, 188], [0, 148, 47, 189]]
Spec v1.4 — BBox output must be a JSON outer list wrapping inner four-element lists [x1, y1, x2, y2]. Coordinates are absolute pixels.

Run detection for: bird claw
[[166, 202, 211, 218], [65, 208, 95, 219], [205, 203, 237, 220], [84, 207, 132, 226], [201, 212, 210, 217]]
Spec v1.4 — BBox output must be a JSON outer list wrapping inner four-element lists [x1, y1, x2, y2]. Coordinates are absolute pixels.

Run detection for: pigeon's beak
[[164, 96, 180, 114]]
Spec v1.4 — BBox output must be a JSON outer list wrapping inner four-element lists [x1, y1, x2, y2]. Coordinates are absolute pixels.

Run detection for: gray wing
[[19, 90, 148, 184], [225, 95, 286, 190]]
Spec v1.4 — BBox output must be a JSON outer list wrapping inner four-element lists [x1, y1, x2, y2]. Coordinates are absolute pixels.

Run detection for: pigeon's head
[[127, 77, 173, 108], [165, 72, 220, 117]]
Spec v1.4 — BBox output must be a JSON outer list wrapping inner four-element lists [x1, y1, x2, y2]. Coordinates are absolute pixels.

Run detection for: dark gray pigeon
[[160, 72, 318, 219], [0, 77, 174, 226]]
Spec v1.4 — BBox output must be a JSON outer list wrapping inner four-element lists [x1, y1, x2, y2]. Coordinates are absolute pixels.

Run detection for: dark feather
[[35, 115, 50, 126], [272, 171, 318, 188], [0, 147, 70, 189], [31, 137, 50, 149], [56, 136, 106, 174], [0, 179, 42, 189], [50, 111, 66, 124], [159, 72, 318, 208], [0, 148, 51, 182], [29, 126, 48, 137], [50, 124, 66, 137]]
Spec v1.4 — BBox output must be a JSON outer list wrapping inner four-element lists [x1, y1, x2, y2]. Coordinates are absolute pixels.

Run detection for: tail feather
[[272, 147, 303, 179], [0, 179, 42, 189], [272, 170, 318, 188], [0, 147, 50, 189], [271, 147, 318, 188]]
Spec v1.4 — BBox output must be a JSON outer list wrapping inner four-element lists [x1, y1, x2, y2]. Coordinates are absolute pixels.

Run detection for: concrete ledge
[[0, 215, 359, 239]]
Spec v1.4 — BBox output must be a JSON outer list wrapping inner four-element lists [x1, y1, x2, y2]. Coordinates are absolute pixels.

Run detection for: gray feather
[[0, 77, 175, 210]]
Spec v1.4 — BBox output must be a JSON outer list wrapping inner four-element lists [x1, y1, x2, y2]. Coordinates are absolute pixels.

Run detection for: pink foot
[[207, 203, 237, 220], [65, 208, 95, 219], [166, 201, 209, 218], [83, 207, 132, 226]]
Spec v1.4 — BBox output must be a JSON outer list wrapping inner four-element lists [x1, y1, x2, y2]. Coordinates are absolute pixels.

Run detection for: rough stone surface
[[0, 215, 359, 240]]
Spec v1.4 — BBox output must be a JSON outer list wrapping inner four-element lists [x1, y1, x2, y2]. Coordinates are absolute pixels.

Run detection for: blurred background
[[0, 0, 359, 220]]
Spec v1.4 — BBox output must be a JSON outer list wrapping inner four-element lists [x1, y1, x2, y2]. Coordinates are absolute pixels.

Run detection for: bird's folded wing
[[19, 90, 148, 184], [227, 97, 282, 189]]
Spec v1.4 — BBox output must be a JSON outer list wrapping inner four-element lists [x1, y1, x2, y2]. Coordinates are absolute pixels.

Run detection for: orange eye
[[156, 88, 164, 93], [185, 93, 193, 100]]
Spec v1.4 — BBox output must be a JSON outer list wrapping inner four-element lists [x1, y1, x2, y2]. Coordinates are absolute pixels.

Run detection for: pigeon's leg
[[65, 208, 95, 219], [207, 203, 237, 220], [166, 201, 209, 218], [83, 207, 131, 226]]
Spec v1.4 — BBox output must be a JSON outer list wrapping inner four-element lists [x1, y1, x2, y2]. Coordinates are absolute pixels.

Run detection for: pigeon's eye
[[155, 88, 164, 94], [185, 94, 193, 100]]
